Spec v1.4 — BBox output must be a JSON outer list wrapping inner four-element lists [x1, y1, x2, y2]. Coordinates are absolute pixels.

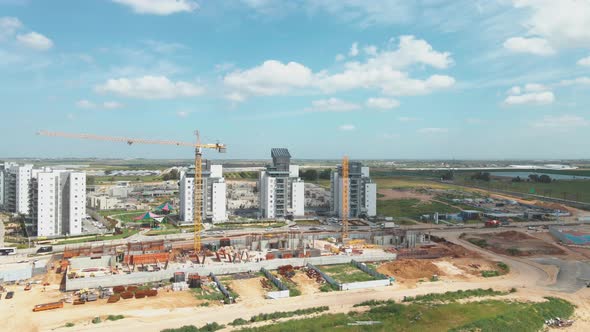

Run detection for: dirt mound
[[377, 259, 444, 280]]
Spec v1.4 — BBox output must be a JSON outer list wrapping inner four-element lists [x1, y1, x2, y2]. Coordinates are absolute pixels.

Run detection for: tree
[[539, 174, 552, 183], [511, 176, 522, 182], [300, 169, 319, 181], [441, 171, 454, 181], [528, 174, 540, 182], [319, 169, 332, 180], [162, 169, 180, 181], [471, 172, 490, 182]]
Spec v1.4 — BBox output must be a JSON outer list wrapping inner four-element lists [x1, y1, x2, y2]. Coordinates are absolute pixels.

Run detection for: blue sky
[[1, 0, 589, 160]]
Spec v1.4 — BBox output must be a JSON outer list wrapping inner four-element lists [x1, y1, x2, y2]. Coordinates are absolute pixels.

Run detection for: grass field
[[236, 295, 574, 332], [94, 175, 162, 184], [455, 174, 590, 203], [377, 198, 460, 218], [318, 264, 377, 283]]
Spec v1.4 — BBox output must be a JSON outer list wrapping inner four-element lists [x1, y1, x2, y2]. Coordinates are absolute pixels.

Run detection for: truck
[[485, 220, 501, 228]]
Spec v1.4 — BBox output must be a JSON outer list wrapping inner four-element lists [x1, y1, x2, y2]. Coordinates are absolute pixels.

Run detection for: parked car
[[6, 291, 14, 299], [289, 226, 300, 230], [37, 246, 53, 253]]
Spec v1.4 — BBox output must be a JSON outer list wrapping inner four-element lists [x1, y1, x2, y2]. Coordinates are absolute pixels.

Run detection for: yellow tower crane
[[342, 155, 349, 241], [37, 130, 226, 252]]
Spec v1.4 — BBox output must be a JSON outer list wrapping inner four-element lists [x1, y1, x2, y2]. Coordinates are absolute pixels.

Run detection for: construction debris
[[545, 317, 574, 328]]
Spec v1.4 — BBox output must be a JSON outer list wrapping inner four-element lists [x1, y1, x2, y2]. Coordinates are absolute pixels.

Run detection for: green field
[[455, 174, 590, 203], [318, 264, 377, 283], [377, 198, 460, 219], [94, 175, 162, 184], [235, 296, 574, 332]]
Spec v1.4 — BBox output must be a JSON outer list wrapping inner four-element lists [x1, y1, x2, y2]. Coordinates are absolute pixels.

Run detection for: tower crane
[[342, 155, 349, 241], [37, 130, 226, 252]]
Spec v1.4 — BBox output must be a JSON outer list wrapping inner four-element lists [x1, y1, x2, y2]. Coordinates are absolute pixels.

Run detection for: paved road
[[532, 257, 590, 293]]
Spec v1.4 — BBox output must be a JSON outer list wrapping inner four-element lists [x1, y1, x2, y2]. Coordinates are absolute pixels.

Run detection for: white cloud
[[111, 0, 198, 15], [559, 77, 590, 86], [365, 97, 400, 110], [577, 56, 590, 67], [225, 92, 246, 102], [224, 60, 313, 97], [532, 115, 590, 129], [364, 45, 378, 56], [95, 75, 204, 99], [418, 127, 448, 134], [16, 32, 53, 50], [316, 36, 454, 95], [76, 100, 123, 109], [224, 35, 454, 99], [503, 37, 555, 56], [504, 83, 554, 105], [0, 16, 22, 39], [335, 54, 345, 61], [103, 101, 123, 109], [349, 42, 359, 56], [76, 100, 96, 109], [504, 91, 554, 105], [338, 124, 356, 131], [308, 98, 360, 112], [177, 111, 189, 118], [507, 86, 521, 95], [523, 83, 548, 92], [511, 0, 590, 49]]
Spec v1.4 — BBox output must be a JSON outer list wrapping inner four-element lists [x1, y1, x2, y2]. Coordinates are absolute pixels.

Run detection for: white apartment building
[[29, 170, 86, 237], [179, 162, 227, 224], [259, 148, 304, 219], [0, 162, 17, 209], [1, 164, 34, 214], [331, 161, 376, 218]]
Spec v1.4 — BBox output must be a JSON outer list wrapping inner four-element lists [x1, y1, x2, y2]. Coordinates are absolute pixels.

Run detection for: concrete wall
[[0, 262, 32, 281], [341, 279, 390, 291], [66, 252, 396, 291], [267, 289, 290, 299], [69, 256, 113, 269]]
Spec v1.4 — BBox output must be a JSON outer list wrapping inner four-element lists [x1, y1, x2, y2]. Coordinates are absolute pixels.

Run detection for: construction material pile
[[545, 317, 574, 328], [304, 267, 325, 284], [260, 278, 273, 290], [278, 265, 296, 279]]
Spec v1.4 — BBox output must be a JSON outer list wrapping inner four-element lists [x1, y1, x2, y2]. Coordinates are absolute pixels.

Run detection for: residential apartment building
[[331, 161, 376, 218], [179, 161, 227, 224], [1, 163, 33, 214], [0, 162, 18, 209], [259, 148, 304, 219], [29, 170, 86, 237]]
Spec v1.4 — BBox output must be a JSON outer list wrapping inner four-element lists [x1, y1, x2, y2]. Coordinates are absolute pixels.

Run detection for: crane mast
[[193, 131, 203, 252], [37, 130, 225, 253], [342, 156, 349, 241]]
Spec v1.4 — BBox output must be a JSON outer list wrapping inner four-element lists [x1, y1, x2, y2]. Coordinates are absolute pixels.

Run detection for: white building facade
[[1, 164, 33, 214], [179, 162, 227, 224], [331, 162, 376, 218], [29, 170, 86, 237], [259, 148, 305, 219]]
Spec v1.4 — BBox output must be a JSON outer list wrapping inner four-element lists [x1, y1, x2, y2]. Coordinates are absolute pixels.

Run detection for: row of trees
[[299, 168, 332, 182]]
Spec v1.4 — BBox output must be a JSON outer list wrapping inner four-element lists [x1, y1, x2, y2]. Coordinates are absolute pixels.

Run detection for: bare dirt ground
[[290, 271, 321, 295], [464, 230, 566, 257], [230, 277, 266, 306], [377, 188, 433, 201]]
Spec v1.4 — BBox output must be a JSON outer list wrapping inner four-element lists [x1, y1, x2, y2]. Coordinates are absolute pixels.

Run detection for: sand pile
[[377, 259, 444, 279]]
